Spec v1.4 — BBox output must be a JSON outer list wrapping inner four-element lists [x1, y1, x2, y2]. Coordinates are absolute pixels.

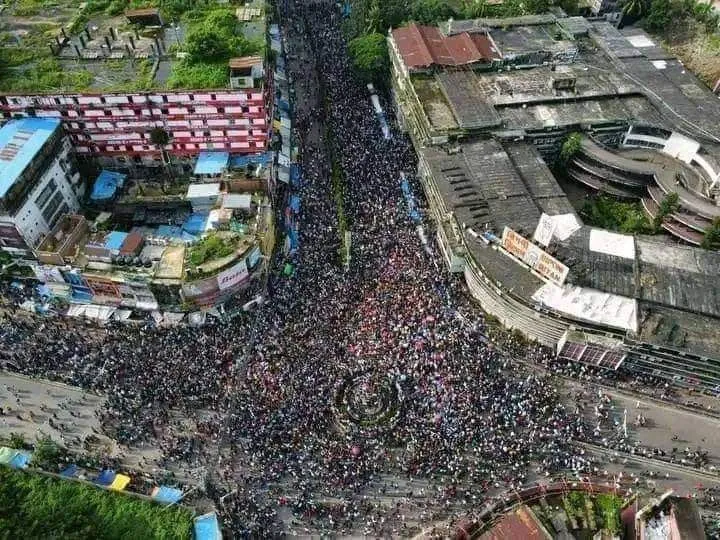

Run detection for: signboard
[[535, 251, 569, 286], [217, 259, 248, 291], [182, 275, 220, 299], [501, 227, 569, 286], [502, 227, 542, 266], [533, 213, 556, 247]]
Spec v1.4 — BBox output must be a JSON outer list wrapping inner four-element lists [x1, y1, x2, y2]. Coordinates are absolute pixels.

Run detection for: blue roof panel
[[0, 118, 61, 198], [104, 231, 128, 251], [194, 152, 229, 175]]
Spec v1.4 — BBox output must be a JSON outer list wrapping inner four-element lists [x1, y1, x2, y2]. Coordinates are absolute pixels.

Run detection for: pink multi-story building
[[0, 86, 271, 175]]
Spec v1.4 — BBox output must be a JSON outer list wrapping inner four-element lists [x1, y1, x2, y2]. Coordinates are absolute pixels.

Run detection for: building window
[[41, 191, 64, 224], [34, 179, 57, 209]]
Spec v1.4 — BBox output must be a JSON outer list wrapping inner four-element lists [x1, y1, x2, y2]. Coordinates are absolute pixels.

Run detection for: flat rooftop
[[0, 117, 60, 198], [423, 139, 720, 355], [403, 18, 720, 142]]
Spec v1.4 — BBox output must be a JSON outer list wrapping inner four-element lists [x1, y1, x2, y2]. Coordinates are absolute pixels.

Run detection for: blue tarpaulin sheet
[[290, 164, 301, 186], [182, 213, 208, 235], [287, 227, 299, 252], [156, 225, 184, 238], [229, 152, 272, 168], [95, 469, 115, 486], [60, 464, 78, 478], [9, 451, 30, 469], [152, 486, 184, 504], [90, 170, 126, 201], [289, 195, 300, 213], [104, 231, 128, 251], [36, 284, 52, 298], [400, 176, 422, 224], [194, 152, 229, 175], [194, 513, 222, 540]]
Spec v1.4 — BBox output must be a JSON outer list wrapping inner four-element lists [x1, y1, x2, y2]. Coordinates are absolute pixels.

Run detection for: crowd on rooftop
[[0, 0, 718, 537]]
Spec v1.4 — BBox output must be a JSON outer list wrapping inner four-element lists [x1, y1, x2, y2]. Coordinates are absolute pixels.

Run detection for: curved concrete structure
[[569, 135, 720, 245]]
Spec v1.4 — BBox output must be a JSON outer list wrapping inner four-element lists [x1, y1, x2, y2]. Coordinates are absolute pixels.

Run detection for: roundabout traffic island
[[333, 371, 403, 433]]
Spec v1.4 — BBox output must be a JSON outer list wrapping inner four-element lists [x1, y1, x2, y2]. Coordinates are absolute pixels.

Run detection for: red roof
[[392, 23, 499, 70], [479, 506, 550, 540]]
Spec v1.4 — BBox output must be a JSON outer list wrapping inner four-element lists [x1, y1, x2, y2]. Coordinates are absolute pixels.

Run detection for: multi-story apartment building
[[0, 87, 271, 176], [0, 118, 82, 252]]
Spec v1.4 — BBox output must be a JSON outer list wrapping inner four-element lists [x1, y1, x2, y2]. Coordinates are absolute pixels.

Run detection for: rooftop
[[398, 18, 720, 143], [0, 118, 60, 198]]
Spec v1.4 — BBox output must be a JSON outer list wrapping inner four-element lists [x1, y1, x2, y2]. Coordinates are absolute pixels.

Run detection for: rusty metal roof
[[479, 506, 551, 540], [392, 24, 435, 69], [228, 56, 263, 69], [392, 23, 496, 70]]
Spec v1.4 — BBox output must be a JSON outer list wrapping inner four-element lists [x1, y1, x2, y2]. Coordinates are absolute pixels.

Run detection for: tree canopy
[[348, 33, 389, 84]]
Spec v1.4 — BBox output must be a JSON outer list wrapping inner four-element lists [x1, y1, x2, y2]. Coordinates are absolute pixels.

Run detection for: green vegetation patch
[[188, 233, 237, 266], [0, 467, 193, 539], [167, 6, 263, 89], [581, 195, 655, 234], [594, 493, 623, 536]]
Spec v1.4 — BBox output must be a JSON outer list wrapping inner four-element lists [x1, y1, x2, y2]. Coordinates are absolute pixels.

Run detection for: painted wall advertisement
[[501, 227, 569, 286], [217, 259, 248, 291]]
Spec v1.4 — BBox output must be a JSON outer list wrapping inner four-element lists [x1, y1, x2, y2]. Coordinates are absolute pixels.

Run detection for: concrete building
[[390, 15, 720, 394], [0, 89, 270, 176], [0, 118, 82, 252]]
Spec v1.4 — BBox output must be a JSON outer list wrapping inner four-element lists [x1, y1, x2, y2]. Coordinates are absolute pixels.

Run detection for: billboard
[[501, 227, 569, 286], [533, 213, 556, 247], [217, 259, 248, 291], [182, 275, 220, 299]]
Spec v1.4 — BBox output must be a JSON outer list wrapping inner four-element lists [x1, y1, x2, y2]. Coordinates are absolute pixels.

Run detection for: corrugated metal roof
[[0, 118, 60, 199], [392, 23, 496, 70], [229, 56, 263, 69], [392, 25, 434, 69]]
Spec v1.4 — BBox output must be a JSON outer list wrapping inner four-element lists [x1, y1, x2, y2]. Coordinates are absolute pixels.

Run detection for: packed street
[[0, 0, 719, 537]]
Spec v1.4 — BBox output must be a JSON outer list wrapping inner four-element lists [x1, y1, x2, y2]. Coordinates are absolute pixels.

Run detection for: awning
[[194, 513, 222, 540], [151, 486, 184, 504], [194, 152, 229, 175], [109, 473, 131, 491]]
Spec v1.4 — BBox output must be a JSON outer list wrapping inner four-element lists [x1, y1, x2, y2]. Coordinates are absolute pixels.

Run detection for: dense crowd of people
[[0, 0, 717, 537]]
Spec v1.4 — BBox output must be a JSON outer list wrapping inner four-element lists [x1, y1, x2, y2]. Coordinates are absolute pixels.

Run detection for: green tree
[[410, 0, 456, 24], [31, 435, 66, 470], [701, 216, 720, 249], [348, 33, 390, 84], [559, 132, 583, 164], [185, 28, 233, 62], [653, 191, 679, 230], [621, 0, 650, 17], [8, 433, 27, 450]]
